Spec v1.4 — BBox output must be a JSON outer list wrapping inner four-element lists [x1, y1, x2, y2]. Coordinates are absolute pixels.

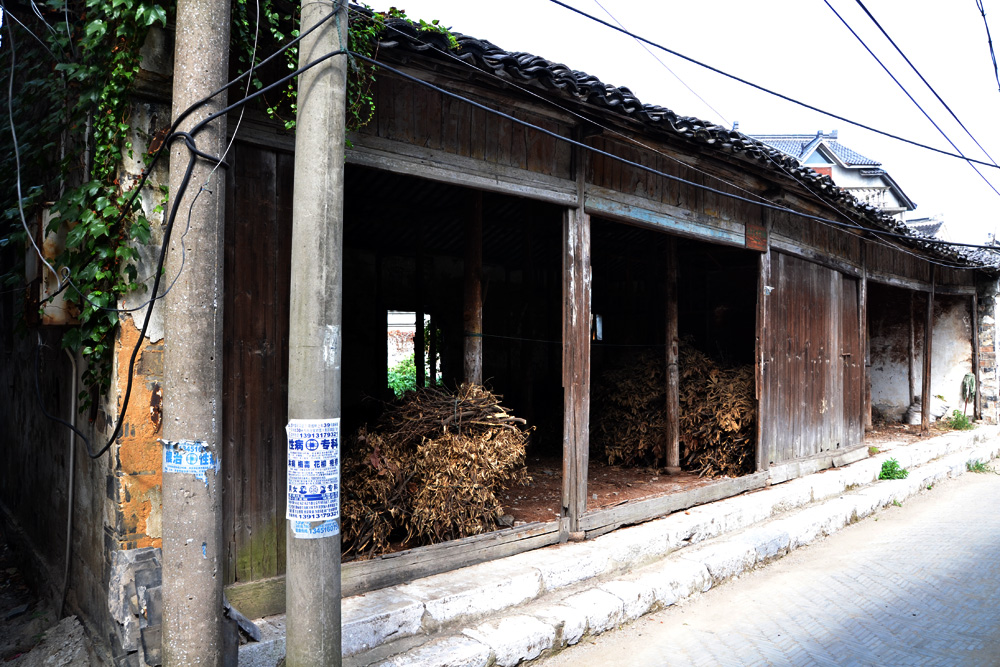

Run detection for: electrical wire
[[855, 0, 1000, 167], [590, 0, 731, 128], [824, 0, 1000, 201], [545, 0, 1000, 171], [977, 0, 1000, 91], [368, 13, 998, 269], [356, 53, 1000, 256]]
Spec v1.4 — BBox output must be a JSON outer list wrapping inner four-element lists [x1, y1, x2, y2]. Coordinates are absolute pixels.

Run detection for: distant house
[[753, 130, 916, 223], [908, 214, 950, 241]]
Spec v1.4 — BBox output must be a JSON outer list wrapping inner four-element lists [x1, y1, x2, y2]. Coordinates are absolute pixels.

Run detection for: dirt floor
[[504, 456, 715, 525]]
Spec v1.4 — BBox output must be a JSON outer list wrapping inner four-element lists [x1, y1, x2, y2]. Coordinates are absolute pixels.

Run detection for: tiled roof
[[368, 12, 998, 268], [753, 133, 880, 166]]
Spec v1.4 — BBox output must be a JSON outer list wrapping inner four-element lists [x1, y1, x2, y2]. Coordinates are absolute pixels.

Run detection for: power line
[[976, 0, 1000, 91], [824, 0, 1000, 201], [370, 14, 989, 270], [544, 0, 1000, 171], [357, 52, 1000, 258], [590, 0, 731, 128]]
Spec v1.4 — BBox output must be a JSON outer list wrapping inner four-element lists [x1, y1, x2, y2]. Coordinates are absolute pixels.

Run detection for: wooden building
[[216, 16, 1000, 615]]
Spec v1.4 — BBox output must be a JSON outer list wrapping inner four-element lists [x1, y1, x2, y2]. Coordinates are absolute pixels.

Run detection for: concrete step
[[239, 426, 1000, 667]]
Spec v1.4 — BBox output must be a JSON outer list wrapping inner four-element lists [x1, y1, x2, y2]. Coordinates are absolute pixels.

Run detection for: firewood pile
[[678, 345, 757, 478], [341, 384, 531, 560], [591, 343, 756, 477]]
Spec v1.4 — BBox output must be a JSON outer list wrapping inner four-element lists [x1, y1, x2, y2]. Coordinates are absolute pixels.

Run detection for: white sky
[[364, 0, 1000, 244]]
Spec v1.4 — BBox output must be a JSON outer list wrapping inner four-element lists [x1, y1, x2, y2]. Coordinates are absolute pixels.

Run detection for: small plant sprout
[[892, 499, 902, 507], [879, 458, 909, 480], [948, 410, 975, 431], [967, 460, 991, 474], [868, 445, 880, 457]]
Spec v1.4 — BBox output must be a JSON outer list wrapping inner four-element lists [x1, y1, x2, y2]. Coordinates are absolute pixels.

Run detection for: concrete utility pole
[[285, 0, 348, 664], [161, 0, 230, 662]]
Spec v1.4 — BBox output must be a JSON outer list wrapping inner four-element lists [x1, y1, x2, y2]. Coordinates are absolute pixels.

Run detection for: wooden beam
[[463, 192, 483, 385], [665, 237, 681, 475], [579, 472, 768, 536], [921, 268, 935, 431], [973, 292, 982, 420]]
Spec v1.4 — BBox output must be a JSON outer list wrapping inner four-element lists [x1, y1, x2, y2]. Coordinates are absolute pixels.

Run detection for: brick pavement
[[539, 469, 1000, 667]]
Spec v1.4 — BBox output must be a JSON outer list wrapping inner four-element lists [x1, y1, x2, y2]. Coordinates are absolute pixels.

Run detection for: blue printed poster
[[286, 419, 340, 524]]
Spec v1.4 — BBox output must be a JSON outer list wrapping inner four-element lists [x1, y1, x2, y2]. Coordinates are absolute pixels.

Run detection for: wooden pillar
[[754, 218, 771, 473], [665, 237, 681, 475], [428, 315, 437, 387], [908, 292, 916, 406], [860, 245, 871, 431], [972, 292, 982, 420], [463, 192, 483, 385], [561, 206, 591, 533], [921, 269, 935, 431], [415, 248, 425, 388]]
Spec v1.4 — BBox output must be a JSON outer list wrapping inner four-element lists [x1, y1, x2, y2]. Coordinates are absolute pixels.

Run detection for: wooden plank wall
[[222, 141, 294, 585], [762, 252, 863, 465], [362, 74, 572, 180]]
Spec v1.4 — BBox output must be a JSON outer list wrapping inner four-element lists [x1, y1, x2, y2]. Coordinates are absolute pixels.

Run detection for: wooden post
[[972, 292, 982, 420], [463, 192, 483, 385], [561, 206, 591, 533], [908, 292, 916, 406], [665, 237, 681, 475], [921, 269, 935, 431], [428, 315, 437, 387], [754, 215, 771, 473], [562, 140, 591, 535], [415, 248, 425, 388], [860, 245, 871, 431]]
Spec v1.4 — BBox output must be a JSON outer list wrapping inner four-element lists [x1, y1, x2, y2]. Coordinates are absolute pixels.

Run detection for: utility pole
[[285, 0, 347, 664], [161, 0, 230, 662]]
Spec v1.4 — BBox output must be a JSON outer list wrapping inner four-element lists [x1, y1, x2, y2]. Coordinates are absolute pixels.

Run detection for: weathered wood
[[225, 576, 286, 621], [428, 315, 437, 387], [909, 292, 916, 405], [767, 444, 870, 485], [585, 189, 745, 248], [665, 237, 681, 474], [755, 213, 771, 472], [561, 205, 592, 532], [463, 192, 483, 385], [972, 293, 982, 420], [867, 269, 933, 293], [769, 236, 863, 278], [416, 247, 425, 388], [226, 521, 562, 618], [921, 269, 935, 431], [343, 522, 560, 597], [347, 135, 578, 207], [860, 246, 871, 431], [579, 472, 769, 536]]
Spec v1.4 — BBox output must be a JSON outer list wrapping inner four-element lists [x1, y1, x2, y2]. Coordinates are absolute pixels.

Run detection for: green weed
[[967, 460, 991, 473], [879, 459, 909, 480]]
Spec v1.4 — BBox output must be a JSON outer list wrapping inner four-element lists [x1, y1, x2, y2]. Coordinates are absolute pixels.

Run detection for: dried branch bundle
[[591, 343, 756, 477], [342, 384, 530, 560]]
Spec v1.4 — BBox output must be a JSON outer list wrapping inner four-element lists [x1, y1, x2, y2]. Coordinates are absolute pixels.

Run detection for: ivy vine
[[1, 0, 168, 408], [2, 0, 456, 410]]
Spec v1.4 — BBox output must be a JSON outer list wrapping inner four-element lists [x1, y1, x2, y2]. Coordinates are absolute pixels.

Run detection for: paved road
[[539, 468, 1000, 667]]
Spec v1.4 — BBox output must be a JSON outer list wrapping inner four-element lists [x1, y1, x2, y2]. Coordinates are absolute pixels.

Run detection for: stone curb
[[240, 427, 999, 667]]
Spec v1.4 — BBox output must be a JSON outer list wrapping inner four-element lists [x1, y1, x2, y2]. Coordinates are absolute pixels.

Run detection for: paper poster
[[161, 439, 217, 484], [286, 419, 340, 537]]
